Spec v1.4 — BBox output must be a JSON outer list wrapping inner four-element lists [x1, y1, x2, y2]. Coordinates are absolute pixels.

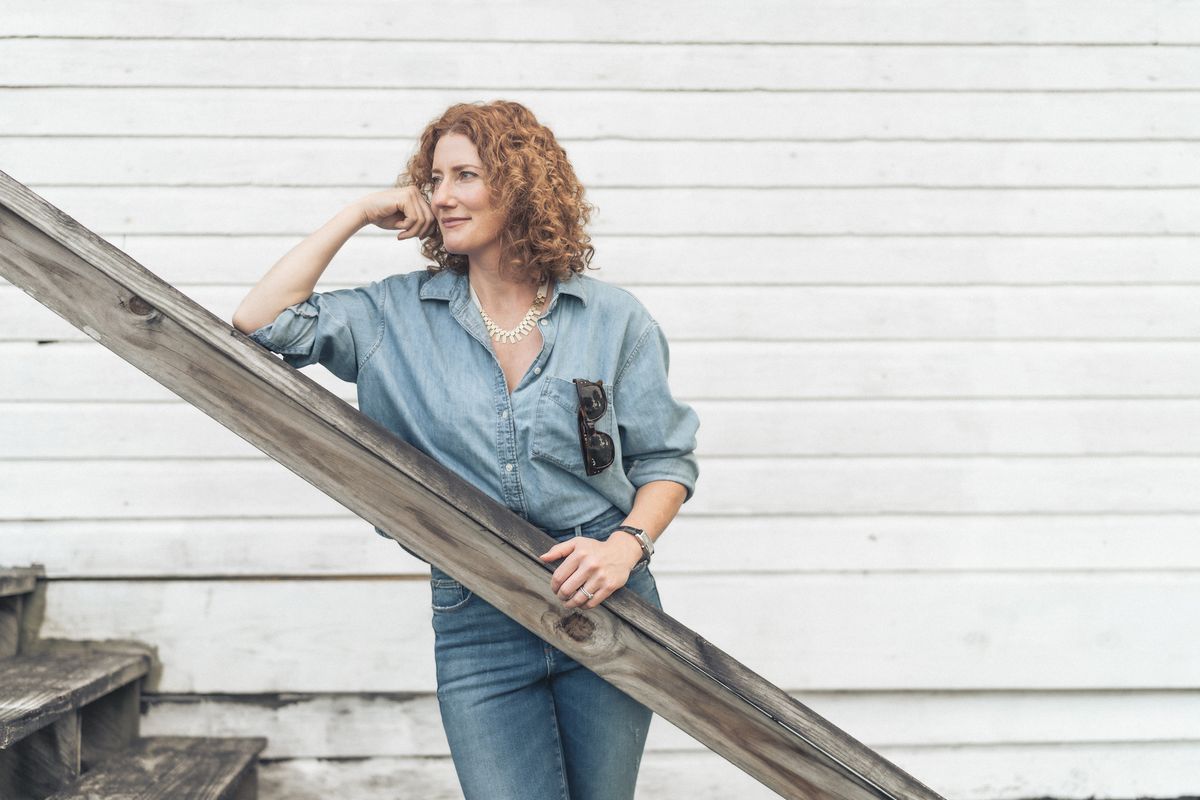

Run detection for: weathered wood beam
[[0, 168, 946, 800]]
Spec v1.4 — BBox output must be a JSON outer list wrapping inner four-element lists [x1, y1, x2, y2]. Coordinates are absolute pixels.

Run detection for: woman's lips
[[442, 218, 469, 228]]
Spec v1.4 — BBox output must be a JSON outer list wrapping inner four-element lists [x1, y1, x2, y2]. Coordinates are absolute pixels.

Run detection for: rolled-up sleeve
[[613, 319, 700, 503], [247, 282, 385, 383]]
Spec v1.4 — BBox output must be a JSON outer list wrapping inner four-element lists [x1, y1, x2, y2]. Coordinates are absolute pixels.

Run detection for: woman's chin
[[440, 233, 471, 255]]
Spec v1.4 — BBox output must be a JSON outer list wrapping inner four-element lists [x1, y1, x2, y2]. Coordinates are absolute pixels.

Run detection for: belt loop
[[573, 523, 583, 538]]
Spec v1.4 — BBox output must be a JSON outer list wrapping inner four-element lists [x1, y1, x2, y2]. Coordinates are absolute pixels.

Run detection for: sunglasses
[[573, 378, 615, 476]]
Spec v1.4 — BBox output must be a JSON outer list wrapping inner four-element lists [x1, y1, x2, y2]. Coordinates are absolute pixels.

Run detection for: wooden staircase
[[0, 565, 267, 799]]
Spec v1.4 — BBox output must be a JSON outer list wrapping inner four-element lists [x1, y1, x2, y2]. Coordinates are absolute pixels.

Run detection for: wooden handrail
[[0, 169, 947, 800]]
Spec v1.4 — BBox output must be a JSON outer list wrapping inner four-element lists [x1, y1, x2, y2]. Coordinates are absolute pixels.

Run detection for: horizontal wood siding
[[2, 2, 1198, 797]]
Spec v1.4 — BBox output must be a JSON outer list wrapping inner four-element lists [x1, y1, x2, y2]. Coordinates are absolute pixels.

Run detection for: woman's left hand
[[539, 534, 641, 610]]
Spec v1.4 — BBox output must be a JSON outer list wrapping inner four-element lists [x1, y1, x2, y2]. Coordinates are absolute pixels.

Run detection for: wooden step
[[0, 566, 43, 599], [0, 648, 149, 749], [0, 566, 44, 659], [0, 647, 150, 798], [45, 736, 267, 800]]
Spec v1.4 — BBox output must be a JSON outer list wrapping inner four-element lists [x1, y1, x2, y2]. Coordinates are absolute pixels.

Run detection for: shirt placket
[[448, 281, 562, 519]]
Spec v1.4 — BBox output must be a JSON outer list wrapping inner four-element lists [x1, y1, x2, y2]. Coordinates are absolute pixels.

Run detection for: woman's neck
[[467, 264, 548, 323]]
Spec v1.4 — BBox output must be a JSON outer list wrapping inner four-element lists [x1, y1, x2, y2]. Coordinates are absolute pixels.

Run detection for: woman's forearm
[[231, 203, 366, 333], [611, 479, 688, 566]]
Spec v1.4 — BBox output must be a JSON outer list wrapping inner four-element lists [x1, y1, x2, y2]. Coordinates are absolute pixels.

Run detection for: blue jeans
[[430, 505, 663, 800]]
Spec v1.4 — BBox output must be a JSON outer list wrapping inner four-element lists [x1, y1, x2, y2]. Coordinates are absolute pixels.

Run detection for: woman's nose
[[432, 180, 454, 207]]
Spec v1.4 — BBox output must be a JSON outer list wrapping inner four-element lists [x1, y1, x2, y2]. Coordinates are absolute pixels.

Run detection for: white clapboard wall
[[2, 2, 1200, 798]]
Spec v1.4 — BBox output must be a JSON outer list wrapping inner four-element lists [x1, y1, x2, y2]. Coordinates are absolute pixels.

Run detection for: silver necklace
[[469, 277, 549, 344]]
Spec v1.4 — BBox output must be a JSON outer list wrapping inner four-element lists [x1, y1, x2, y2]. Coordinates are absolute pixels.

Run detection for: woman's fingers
[[541, 540, 578, 594], [557, 557, 615, 608], [540, 539, 575, 562], [542, 539, 629, 608], [397, 199, 420, 237], [553, 555, 588, 597], [373, 186, 432, 240], [395, 199, 419, 239], [408, 185, 432, 236], [557, 564, 594, 603], [566, 582, 608, 610], [398, 194, 436, 241]]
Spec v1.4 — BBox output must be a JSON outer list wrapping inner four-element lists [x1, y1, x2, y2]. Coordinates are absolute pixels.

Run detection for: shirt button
[[540, 319, 548, 326], [533, 367, 541, 374], [501, 409, 509, 419], [505, 463, 514, 472]]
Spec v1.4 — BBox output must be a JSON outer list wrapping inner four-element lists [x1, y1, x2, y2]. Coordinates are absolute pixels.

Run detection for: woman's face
[[430, 132, 506, 265]]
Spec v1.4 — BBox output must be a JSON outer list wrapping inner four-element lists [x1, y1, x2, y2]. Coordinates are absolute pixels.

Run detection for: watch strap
[[613, 524, 653, 563]]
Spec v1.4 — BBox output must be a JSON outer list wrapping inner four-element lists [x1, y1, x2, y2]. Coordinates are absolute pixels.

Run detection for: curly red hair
[[397, 100, 597, 286]]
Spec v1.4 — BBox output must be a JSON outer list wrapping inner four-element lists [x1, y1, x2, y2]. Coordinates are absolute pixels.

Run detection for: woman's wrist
[[342, 202, 370, 231], [609, 530, 645, 569]]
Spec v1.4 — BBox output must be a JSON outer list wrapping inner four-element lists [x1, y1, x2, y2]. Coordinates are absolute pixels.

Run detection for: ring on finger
[[576, 586, 595, 601]]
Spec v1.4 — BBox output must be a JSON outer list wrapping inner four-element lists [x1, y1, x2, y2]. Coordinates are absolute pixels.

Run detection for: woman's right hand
[[356, 186, 437, 241]]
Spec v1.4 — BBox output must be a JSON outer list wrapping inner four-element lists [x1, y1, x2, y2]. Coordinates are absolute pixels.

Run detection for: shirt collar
[[419, 268, 589, 307], [417, 268, 461, 301]]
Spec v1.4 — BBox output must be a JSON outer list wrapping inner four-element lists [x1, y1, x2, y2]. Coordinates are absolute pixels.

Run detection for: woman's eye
[[430, 172, 475, 185]]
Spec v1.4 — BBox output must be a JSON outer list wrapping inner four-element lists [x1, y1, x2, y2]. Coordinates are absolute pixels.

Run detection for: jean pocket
[[431, 577, 474, 613]]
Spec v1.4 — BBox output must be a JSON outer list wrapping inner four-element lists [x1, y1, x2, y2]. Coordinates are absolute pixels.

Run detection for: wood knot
[[556, 612, 595, 642], [125, 294, 156, 317]]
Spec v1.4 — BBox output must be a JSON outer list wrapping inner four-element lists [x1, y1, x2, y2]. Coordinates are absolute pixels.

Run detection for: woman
[[232, 100, 700, 800]]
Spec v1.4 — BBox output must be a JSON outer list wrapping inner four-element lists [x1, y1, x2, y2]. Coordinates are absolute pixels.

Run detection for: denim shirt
[[246, 267, 700, 551]]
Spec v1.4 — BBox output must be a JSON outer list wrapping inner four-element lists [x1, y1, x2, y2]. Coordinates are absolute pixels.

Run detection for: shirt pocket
[[531, 375, 618, 474]]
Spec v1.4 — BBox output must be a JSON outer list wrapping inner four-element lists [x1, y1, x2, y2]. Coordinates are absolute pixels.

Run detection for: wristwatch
[[613, 525, 654, 565]]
